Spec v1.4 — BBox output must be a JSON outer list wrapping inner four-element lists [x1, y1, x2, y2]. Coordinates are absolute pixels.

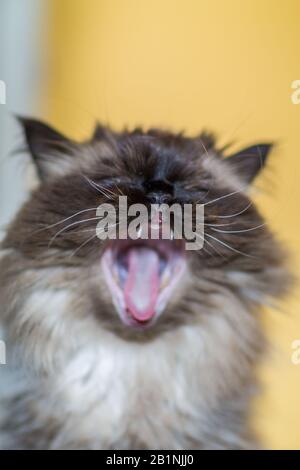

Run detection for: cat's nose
[[147, 191, 172, 205], [144, 179, 173, 204]]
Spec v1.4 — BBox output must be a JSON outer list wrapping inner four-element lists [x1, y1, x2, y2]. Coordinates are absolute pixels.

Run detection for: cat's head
[[2, 118, 286, 341]]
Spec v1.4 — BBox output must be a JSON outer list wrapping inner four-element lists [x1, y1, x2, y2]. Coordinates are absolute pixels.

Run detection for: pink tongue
[[124, 247, 160, 322]]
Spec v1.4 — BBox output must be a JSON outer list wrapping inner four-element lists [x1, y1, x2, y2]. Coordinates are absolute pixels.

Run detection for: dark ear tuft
[[91, 122, 117, 147], [197, 131, 216, 152], [92, 122, 109, 140], [17, 116, 75, 180], [225, 143, 273, 183]]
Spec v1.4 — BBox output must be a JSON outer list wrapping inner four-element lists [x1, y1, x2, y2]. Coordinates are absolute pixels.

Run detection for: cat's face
[[2, 119, 274, 339]]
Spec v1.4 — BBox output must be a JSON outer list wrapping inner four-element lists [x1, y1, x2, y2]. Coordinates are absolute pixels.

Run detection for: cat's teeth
[[160, 271, 170, 290]]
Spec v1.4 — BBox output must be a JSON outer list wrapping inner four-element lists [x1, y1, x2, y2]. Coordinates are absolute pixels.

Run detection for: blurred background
[[0, 0, 300, 449]]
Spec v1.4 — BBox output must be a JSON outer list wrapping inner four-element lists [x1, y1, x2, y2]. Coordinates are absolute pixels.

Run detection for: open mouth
[[101, 239, 186, 328]]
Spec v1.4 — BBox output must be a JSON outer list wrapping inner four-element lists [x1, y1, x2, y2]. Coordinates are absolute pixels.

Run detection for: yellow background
[[45, 0, 300, 449]]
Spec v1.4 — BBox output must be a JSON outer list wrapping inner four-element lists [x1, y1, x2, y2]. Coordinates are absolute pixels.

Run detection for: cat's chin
[[101, 238, 186, 328]]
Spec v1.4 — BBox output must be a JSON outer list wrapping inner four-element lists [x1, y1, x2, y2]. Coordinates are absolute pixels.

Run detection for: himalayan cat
[[0, 118, 289, 449]]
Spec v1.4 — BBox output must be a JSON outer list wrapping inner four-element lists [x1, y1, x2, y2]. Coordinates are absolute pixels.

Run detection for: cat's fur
[[0, 120, 290, 449]]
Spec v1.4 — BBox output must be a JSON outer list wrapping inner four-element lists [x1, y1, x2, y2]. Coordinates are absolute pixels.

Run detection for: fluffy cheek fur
[[0, 251, 266, 449]]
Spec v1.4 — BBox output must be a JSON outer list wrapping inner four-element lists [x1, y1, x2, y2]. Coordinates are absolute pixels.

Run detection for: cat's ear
[[92, 122, 110, 140], [224, 144, 273, 184], [18, 117, 78, 181], [92, 121, 118, 147]]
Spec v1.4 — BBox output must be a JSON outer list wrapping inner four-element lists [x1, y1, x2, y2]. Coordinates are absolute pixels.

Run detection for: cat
[[0, 118, 290, 449]]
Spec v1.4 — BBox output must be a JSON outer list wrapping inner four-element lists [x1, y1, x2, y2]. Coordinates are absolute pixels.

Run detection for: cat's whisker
[[48, 216, 103, 247], [83, 176, 114, 200], [74, 228, 100, 234], [210, 222, 266, 235], [69, 233, 99, 258], [205, 233, 256, 258], [94, 181, 116, 198], [69, 222, 120, 258], [204, 221, 240, 227], [194, 232, 225, 258], [30, 207, 98, 236], [203, 189, 246, 207], [87, 176, 119, 199], [198, 139, 211, 159], [217, 201, 252, 219], [114, 184, 125, 196]]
